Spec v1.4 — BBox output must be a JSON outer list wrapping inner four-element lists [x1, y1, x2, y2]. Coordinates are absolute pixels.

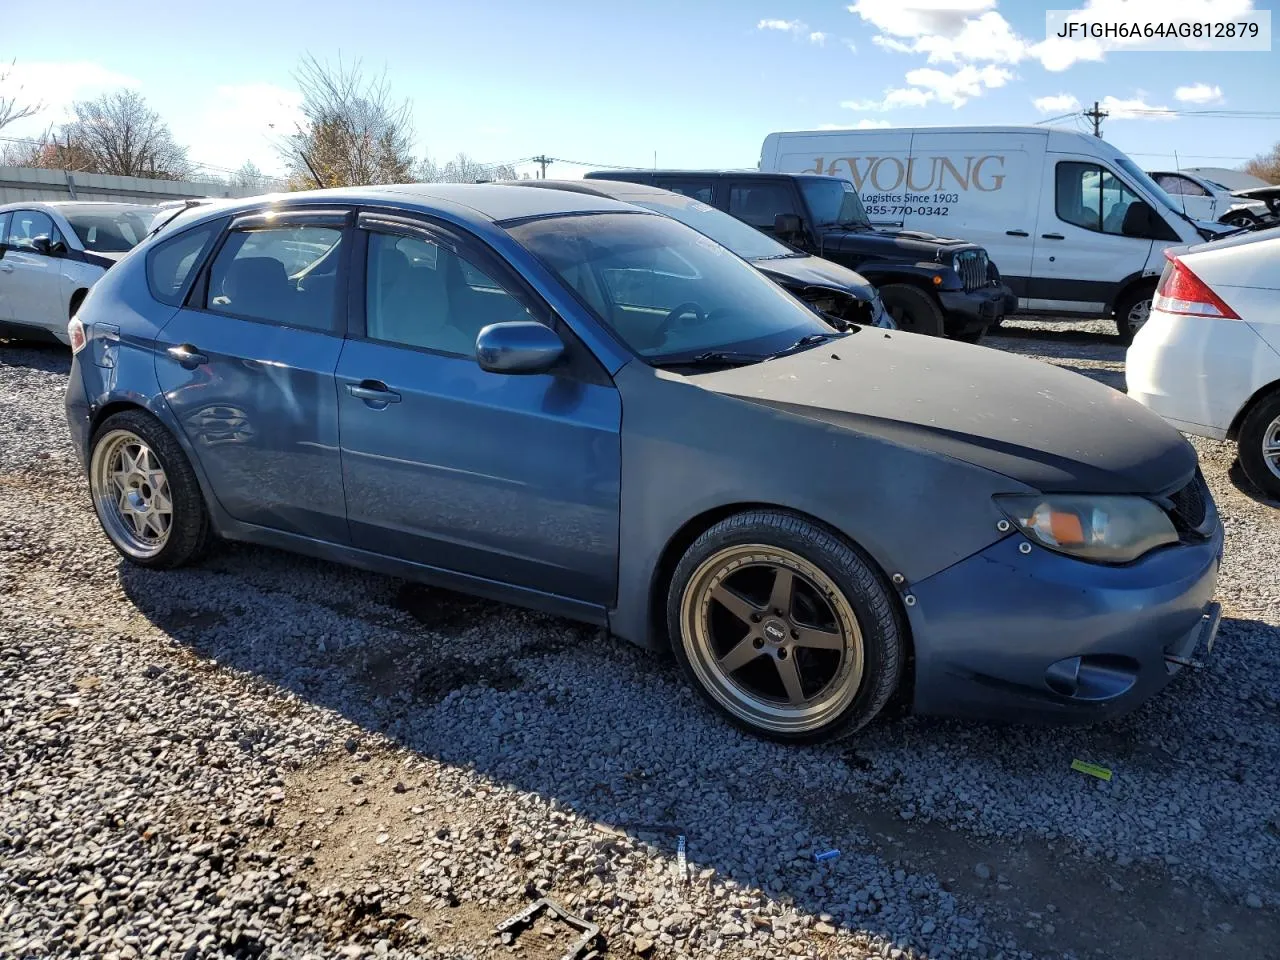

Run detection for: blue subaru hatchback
[[66, 184, 1223, 743]]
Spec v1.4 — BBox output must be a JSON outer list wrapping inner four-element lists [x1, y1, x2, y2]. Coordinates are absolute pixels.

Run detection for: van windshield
[[798, 178, 870, 227], [1114, 157, 1183, 217]]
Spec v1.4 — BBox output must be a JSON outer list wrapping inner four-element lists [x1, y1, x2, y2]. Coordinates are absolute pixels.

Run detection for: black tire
[[88, 409, 213, 568], [1221, 210, 1259, 230], [879, 284, 946, 337], [1237, 391, 1280, 501], [1114, 283, 1156, 345], [666, 510, 905, 744]]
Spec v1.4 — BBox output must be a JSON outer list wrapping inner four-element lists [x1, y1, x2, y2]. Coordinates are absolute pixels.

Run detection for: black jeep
[[585, 170, 1014, 340]]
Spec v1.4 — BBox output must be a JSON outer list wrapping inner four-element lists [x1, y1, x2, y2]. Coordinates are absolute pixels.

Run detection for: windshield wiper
[[650, 350, 772, 369], [766, 333, 838, 358]]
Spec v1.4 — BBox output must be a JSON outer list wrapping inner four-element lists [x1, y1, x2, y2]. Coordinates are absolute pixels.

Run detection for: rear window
[[147, 222, 221, 306]]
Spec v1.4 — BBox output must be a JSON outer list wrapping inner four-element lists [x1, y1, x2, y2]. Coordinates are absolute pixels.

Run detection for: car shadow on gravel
[[0, 339, 72, 375], [116, 541, 1280, 960]]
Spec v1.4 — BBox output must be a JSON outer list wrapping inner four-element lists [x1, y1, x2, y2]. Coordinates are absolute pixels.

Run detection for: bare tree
[[0, 60, 41, 133], [420, 152, 520, 183], [1244, 142, 1280, 185], [231, 160, 281, 192], [284, 54, 416, 188], [51, 90, 191, 178]]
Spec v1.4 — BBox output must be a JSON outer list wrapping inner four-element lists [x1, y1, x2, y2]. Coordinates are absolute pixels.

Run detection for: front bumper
[[937, 284, 1009, 334], [905, 519, 1224, 723]]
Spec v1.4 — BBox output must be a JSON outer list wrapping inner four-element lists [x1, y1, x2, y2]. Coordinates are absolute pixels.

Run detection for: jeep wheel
[[878, 284, 945, 337]]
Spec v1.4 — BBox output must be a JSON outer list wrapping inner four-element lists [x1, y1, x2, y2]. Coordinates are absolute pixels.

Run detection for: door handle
[[167, 343, 208, 369], [347, 380, 402, 405], [1005, 229, 1029, 237], [1041, 233, 1065, 240]]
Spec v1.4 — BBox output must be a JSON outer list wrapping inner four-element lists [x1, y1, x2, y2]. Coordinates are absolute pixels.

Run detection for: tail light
[[1152, 251, 1239, 319], [68, 317, 88, 354]]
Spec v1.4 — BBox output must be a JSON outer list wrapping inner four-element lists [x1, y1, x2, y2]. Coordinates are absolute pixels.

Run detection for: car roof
[[514, 179, 683, 202], [0, 200, 156, 213], [163, 183, 638, 230], [589, 169, 836, 181]]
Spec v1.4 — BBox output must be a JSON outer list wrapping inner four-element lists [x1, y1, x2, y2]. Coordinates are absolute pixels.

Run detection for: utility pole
[[1083, 100, 1108, 138], [531, 155, 551, 179]]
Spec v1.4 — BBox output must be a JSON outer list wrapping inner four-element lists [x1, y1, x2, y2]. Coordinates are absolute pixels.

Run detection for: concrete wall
[[0, 166, 267, 205]]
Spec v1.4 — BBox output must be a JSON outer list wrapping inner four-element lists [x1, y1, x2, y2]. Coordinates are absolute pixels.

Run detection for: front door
[[1028, 159, 1154, 313], [153, 210, 351, 543], [4, 210, 66, 335], [336, 215, 621, 605]]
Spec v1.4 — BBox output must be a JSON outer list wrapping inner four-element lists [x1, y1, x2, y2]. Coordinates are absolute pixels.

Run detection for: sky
[[2, 0, 1277, 183]]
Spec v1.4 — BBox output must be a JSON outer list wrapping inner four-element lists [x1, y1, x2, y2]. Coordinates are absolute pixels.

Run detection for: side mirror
[[1121, 201, 1177, 241], [774, 213, 803, 237], [476, 321, 564, 375], [31, 236, 52, 255], [49, 239, 68, 257]]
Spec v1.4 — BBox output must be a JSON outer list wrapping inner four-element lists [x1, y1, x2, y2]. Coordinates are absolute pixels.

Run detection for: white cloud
[[844, 38, 858, 52], [820, 119, 894, 129], [172, 83, 304, 176], [0, 61, 138, 136], [873, 11, 1029, 64], [1100, 93, 1176, 120], [757, 18, 805, 32], [809, 31, 829, 45], [1033, 93, 1081, 113], [1175, 82, 1223, 104], [847, 0, 996, 38], [842, 63, 1010, 111]]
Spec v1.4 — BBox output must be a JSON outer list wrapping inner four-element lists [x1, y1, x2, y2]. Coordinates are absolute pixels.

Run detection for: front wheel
[[878, 284, 945, 337], [666, 510, 904, 743], [1114, 284, 1156, 344], [1238, 392, 1280, 501], [89, 410, 212, 568]]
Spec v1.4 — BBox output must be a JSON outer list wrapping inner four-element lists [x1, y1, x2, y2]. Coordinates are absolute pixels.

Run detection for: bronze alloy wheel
[[679, 544, 865, 736]]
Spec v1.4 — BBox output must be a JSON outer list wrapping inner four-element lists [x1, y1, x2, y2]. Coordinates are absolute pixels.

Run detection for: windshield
[[798, 178, 870, 227], [628, 193, 801, 261], [506, 212, 833, 363], [1114, 157, 1184, 217], [64, 206, 156, 253]]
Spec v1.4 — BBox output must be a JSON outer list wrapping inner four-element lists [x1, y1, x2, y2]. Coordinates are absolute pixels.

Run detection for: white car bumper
[[1126, 309, 1280, 440]]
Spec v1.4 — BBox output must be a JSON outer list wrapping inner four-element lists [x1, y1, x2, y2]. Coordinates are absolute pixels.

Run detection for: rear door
[[4, 210, 66, 334], [650, 176, 718, 206], [153, 209, 351, 543], [1028, 160, 1154, 313], [726, 178, 805, 240], [1152, 173, 1215, 221]]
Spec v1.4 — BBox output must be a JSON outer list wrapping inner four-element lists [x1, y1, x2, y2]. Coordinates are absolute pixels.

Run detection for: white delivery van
[[759, 125, 1228, 340]]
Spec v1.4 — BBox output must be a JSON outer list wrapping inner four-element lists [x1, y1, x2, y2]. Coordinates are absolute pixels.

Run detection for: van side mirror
[[476, 321, 564, 375], [31, 236, 52, 255], [774, 213, 803, 237], [1121, 201, 1178, 241]]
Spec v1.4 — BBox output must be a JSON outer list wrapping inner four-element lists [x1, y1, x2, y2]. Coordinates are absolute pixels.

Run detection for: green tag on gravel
[[1071, 759, 1112, 781]]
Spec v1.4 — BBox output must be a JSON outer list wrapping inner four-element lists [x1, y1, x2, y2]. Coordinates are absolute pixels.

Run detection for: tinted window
[[0, 212, 10, 244], [147, 222, 220, 306], [657, 180, 714, 204], [8, 211, 57, 250], [798, 178, 870, 227], [206, 225, 343, 330], [1055, 162, 1141, 235], [628, 193, 799, 261], [365, 231, 536, 356], [65, 207, 155, 253], [507, 212, 833, 362], [728, 182, 800, 228]]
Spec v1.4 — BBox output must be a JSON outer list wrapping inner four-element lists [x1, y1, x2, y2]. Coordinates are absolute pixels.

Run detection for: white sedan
[[1147, 170, 1272, 229], [1127, 226, 1280, 500], [0, 201, 157, 344]]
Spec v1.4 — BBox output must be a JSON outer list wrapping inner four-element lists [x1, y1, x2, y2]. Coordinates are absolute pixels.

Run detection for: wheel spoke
[[152, 488, 173, 514], [710, 584, 760, 625], [774, 655, 806, 705], [768, 568, 794, 616], [792, 624, 844, 651], [717, 638, 764, 674]]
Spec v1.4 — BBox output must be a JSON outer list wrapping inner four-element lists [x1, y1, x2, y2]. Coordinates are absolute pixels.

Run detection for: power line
[[1083, 100, 1108, 137]]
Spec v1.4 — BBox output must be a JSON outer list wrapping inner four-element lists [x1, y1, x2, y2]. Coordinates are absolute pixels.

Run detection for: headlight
[[994, 495, 1179, 564]]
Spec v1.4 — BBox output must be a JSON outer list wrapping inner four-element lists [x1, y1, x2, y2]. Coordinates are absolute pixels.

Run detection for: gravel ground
[[2, 319, 1278, 960]]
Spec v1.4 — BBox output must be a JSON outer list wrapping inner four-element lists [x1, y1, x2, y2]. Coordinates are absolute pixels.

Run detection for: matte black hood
[[751, 255, 876, 301], [828, 225, 979, 261], [693, 331, 1196, 495]]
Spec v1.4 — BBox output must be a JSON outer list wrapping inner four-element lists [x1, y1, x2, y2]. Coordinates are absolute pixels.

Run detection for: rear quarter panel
[[1188, 233, 1280, 354]]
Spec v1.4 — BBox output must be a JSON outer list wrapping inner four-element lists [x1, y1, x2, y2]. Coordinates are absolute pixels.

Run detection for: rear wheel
[[879, 284, 945, 337], [1238, 392, 1280, 501], [1222, 211, 1259, 230], [1114, 283, 1156, 344], [89, 410, 212, 568], [667, 510, 904, 744]]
